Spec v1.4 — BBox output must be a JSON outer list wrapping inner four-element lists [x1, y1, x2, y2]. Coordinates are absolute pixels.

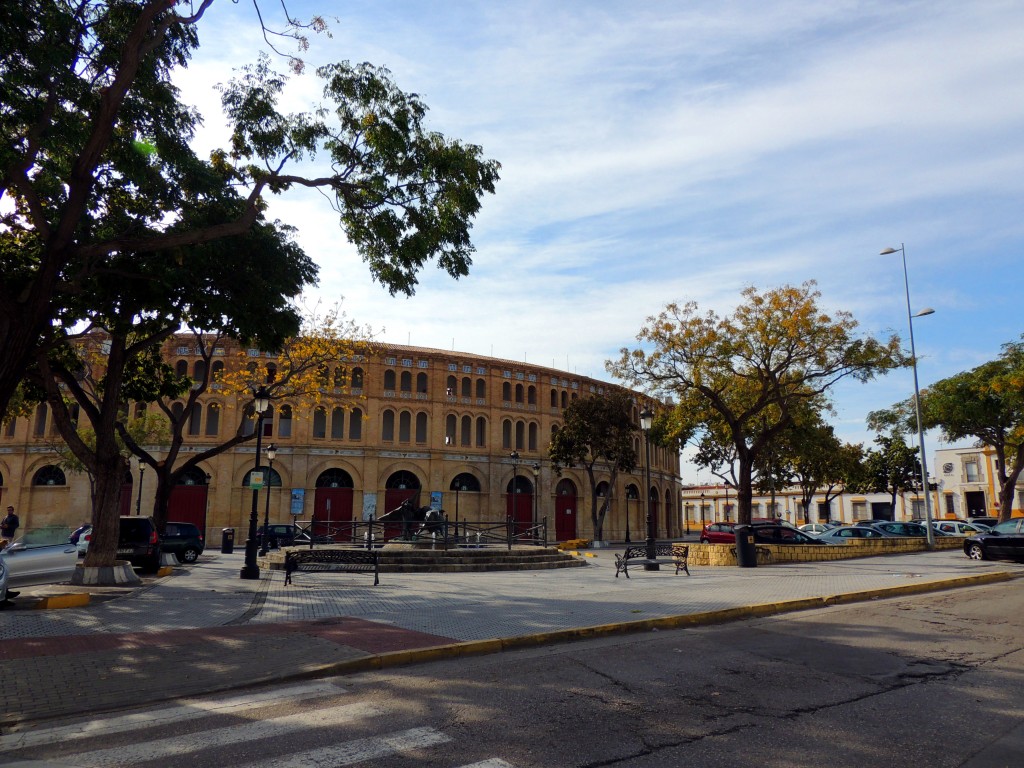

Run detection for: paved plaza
[[1, 547, 1019, 727]]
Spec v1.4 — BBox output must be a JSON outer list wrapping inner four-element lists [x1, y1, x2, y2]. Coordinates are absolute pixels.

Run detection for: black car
[[868, 522, 931, 537], [963, 518, 1024, 562], [118, 516, 161, 573], [160, 522, 205, 563]]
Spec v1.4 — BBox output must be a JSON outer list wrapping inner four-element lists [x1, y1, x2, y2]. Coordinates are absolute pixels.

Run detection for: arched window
[[244, 467, 282, 487], [211, 360, 224, 381], [188, 402, 202, 436], [316, 468, 354, 488], [382, 409, 395, 441], [446, 375, 457, 396], [247, 361, 258, 379], [450, 473, 482, 492], [134, 402, 146, 420], [502, 381, 511, 401], [331, 407, 345, 439], [33, 465, 67, 486], [171, 401, 185, 422], [445, 413, 457, 445], [261, 404, 274, 437], [265, 361, 277, 383], [399, 411, 412, 442], [415, 412, 428, 443], [384, 370, 396, 391], [176, 359, 188, 378], [551, 423, 560, 441], [502, 419, 512, 449], [334, 366, 346, 387], [278, 404, 292, 438], [349, 408, 363, 440], [351, 367, 364, 388], [241, 403, 254, 437], [4, 417, 16, 438], [460, 415, 471, 446], [400, 371, 412, 392], [515, 420, 525, 450], [461, 377, 471, 397], [476, 378, 486, 399], [193, 359, 207, 382], [560, 391, 568, 409], [312, 406, 327, 439], [550, 389, 558, 407], [417, 372, 428, 394], [515, 383, 524, 403], [528, 422, 538, 451], [528, 386, 536, 405], [625, 483, 640, 500], [386, 470, 421, 490], [476, 416, 487, 447], [205, 403, 221, 436]]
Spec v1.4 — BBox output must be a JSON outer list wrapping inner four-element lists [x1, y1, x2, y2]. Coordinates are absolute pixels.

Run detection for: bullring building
[[0, 339, 683, 544]]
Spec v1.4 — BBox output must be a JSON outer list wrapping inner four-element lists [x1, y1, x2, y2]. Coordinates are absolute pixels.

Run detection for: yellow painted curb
[[33, 593, 90, 610], [156, 566, 174, 577]]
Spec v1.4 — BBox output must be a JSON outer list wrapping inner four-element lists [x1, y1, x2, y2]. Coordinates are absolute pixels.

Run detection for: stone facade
[[0, 339, 683, 543]]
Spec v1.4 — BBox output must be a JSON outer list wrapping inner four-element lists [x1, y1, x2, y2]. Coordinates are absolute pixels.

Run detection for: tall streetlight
[[130, 456, 145, 516], [241, 386, 271, 580], [881, 244, 936, 549], [699, 491, 706, 531], [640, 407, 658, 570], [509, 451, 519, 536], [259, 443, 277, 555]]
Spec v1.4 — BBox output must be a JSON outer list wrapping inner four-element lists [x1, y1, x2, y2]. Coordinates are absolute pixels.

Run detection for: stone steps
[[261, 545, 587, 572]]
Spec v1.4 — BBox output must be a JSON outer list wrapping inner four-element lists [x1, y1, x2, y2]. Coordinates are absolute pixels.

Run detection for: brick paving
[[0, 548, 1019, 727]]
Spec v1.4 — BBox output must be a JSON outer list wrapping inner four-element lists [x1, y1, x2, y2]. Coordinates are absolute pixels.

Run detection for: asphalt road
[[3, 579, 1021, 767]]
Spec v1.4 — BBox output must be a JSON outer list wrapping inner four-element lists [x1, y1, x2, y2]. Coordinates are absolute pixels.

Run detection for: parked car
[[867, 522, 931, 537], [700, 522, 737, 544], [160, 522, 205, 563], [1, 531, 79, 602], [76, 525, 92, 556], [815, 525, 887, 544], [933, 520, 986, 537], [750, 524, 825, 544], [963, 517, 1024, 562], [117, 516, 162, 573], [799, 523, 837, 535], [854, 519, 897, 527], [967, 516, 998, 528]]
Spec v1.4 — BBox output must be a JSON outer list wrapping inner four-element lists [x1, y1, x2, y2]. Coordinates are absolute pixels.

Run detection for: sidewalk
[[1, 547, 1019, 727]]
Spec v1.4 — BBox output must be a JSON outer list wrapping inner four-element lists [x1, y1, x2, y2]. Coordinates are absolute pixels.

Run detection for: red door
[[382, 489, 419, 539], [313, 487, 354, 541], [505, 492, 533, 534], [555, 494, 577, 541], [168, 485, 208, 529]]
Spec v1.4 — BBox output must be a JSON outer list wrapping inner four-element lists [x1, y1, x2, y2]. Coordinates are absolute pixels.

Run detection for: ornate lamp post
[[240, 386, 271, 580], [881, 244, 936, 549], [700, 491, 706, 530], [531, 462, 541, 533], [130, 456, 145, 516], [259, 443, 277, 555], [640, 407, 658, 569]]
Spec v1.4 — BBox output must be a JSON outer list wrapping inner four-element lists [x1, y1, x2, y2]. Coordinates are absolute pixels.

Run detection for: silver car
[[1, 530, 79, 602]]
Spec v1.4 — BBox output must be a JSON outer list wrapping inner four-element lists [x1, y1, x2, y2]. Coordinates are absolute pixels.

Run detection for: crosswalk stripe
[[66, 702, 380, 767], [0, 681, 345, 753], [260, 726, 452, 767]]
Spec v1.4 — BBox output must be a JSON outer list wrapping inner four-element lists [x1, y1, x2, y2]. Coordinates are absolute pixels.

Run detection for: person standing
[[1, 505, 19, 540]]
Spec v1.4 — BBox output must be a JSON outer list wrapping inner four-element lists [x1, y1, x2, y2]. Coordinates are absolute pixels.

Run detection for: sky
[[175, 0, 1024, 482]]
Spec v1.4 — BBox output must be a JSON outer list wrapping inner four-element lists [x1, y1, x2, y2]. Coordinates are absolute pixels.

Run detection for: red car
[[700, 522, 737, 544]]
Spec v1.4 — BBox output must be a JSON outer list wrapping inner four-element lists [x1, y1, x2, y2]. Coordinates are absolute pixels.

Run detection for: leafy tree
[[610, 282, 904, 524], [853, 434, 921, 516], [0, 0, 500, 418], [123, 306, 374, 532], [870, 337, 1024, 522], [548, 391, 639, 542]]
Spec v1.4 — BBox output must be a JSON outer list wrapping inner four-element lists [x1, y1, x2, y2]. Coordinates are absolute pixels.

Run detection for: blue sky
[[178, 1, 1024, 481]]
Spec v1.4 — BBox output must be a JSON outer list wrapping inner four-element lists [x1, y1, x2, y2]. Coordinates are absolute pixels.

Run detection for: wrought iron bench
[[614, 543, 689, 578], [284, 548, 380, 586]]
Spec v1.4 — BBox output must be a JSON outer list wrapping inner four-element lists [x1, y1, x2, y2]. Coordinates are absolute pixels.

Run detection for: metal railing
[[288, 517, 548, 552]]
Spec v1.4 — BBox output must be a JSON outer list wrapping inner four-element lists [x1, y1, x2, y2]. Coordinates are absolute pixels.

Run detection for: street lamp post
[[531, 463, 541, 539], [881, 244, 936, 549], [259, 443, 277, 556], [724, 482, 731, 522], [241, 386, 271, 580], [130, 456, 145, 516], [509, 451, 519, 539], [640, 407, 658, 570]]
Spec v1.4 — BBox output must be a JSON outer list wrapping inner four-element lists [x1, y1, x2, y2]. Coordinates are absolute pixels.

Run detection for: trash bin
[[221, 527, 235, 554], [735, 524, 757, 568]]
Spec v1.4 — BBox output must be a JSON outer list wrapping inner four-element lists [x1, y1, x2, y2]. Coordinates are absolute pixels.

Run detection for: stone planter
[[70, 561, 142, 587]]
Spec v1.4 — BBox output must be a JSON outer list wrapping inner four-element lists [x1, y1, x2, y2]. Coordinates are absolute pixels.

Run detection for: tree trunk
[[82, 455, 128, 568], [152, 468, 175, 533], [735, 460, 754, 525]]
